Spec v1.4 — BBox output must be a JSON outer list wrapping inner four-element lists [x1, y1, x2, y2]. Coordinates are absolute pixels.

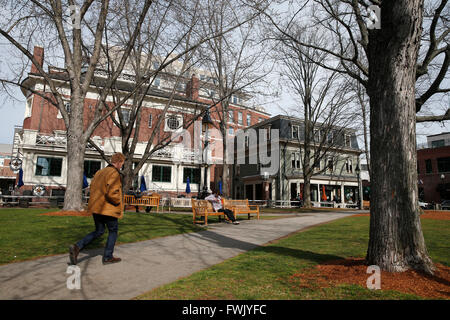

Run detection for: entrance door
[[290, 182, 297, 200]]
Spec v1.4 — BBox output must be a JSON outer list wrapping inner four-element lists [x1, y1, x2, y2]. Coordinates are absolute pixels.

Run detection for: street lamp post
[[355, 164, 361, 209], [262, 171, 270, 207], [200, 109, 214, 199]]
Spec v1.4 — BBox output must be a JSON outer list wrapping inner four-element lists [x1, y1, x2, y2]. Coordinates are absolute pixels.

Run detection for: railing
[[35, 134, 98, 151]]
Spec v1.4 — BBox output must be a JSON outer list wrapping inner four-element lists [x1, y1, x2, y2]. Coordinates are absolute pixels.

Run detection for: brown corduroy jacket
[[87, 165, 123, 219]]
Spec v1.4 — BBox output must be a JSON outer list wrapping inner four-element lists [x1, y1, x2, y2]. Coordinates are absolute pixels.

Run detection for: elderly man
[[69, 153, 125, 265], [205, 191, 239, 225]]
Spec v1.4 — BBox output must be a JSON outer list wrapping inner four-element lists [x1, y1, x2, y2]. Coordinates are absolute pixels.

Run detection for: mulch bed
[[352, 210, 450, 220], [40, 210, 91, 217], [289, 258, 450, 299]]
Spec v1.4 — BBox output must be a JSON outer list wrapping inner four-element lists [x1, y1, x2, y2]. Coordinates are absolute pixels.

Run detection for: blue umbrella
[[185, 176, 191, 194], [17, 168, 24, 188], [83, 174, 89, 189], [140, 175, 147, 192], [218, 180, 222, 195]]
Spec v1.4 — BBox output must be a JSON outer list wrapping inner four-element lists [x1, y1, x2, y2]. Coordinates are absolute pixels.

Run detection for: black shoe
[[103, 256, 122, 265], [69, 244, 80, 265]]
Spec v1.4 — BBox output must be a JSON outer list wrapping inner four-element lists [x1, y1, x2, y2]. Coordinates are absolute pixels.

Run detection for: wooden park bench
[[191, 199, 226, 226], [363, 200, 370, 210], [124, 194, 161, 212], [223, 199, 260, 220]]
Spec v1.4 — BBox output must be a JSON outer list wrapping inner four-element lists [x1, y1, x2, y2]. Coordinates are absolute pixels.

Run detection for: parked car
[[441, 200, 450, 210]]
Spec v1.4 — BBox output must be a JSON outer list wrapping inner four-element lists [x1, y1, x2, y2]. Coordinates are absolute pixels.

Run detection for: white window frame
[[246, 114, 251, 126]]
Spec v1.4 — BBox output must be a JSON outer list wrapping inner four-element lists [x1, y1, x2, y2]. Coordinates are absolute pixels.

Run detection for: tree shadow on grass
[[192, 229, 344, 265]]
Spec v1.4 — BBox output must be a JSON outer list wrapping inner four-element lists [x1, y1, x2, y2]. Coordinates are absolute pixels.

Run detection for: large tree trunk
[[366, 0, 434, 274], [63, 117, 86, 212]]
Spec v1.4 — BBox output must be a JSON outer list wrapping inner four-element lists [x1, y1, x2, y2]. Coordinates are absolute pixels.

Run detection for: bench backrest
[[124, 195, 160, 206], [191, 199, 214, 214], [223, 199, 249, 209]]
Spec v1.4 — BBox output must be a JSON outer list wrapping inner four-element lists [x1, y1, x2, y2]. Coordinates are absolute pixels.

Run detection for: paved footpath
[[0, 211, 355, 300]]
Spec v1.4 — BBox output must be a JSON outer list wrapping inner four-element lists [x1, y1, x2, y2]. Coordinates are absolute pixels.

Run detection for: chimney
[[185, 74, 199, 101], [31, 46, 44, 74]]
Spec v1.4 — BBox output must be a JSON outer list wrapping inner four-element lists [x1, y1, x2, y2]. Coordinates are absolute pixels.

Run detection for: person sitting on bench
[[205, 191, 239, 225]]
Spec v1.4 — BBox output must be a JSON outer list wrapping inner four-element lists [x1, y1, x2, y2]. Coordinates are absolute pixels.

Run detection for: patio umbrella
[[140, 175, 147, 192], [82, 174, 89, 189], [321, 185, 327, 201], [186, 176, 191, 194], [17, 168, 24, 188]]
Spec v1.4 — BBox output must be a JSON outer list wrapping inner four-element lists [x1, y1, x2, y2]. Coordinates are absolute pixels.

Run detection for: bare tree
[[278, 27, 358, 207], [256, 0, 449, 274], [195, 0, 272, 197], [0, 0, 154, 211], [0, 0, 264, 209]]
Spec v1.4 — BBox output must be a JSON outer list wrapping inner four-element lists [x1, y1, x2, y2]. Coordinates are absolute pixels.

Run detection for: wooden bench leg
[[205, 214, 208, 226]]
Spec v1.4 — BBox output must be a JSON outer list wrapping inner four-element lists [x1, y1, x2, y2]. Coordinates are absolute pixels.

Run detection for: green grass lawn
[[0, 208, 205, 265], [0, 208, 275, 265], [136, 216, 449, 300]]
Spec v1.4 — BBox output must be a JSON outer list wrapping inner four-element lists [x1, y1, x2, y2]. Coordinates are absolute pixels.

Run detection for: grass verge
[[136, 216, 449, 300]]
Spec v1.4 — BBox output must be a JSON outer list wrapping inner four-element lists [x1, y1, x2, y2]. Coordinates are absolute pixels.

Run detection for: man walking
[[205, 191, 240, 225], [69, 153, 125, 265]]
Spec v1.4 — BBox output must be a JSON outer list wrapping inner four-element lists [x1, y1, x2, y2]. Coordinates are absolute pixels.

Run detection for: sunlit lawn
[[0, 208, 275, 265], [136, 216, 449, 300]]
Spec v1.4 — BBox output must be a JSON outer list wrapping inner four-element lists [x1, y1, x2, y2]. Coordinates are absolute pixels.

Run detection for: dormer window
[[292, 125, 300, 139]]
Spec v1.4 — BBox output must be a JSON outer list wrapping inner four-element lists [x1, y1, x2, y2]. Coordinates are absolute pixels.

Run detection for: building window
[[314, 129, 320, 143], [346, 159, 353, 173], [345, 134, 351, 147], [292, 125, 299, 139], [228, 110, 234, 123], [238, 112, 243, 125], [247, 114, 251, 126], [183, 167, 201, 184], [153, 76, 160, 87], [153, 61, 160, 70], [120, 109, 131, 126], [425, 159, 433, 173], [152, 165, 172, 182], [148, 114, 152, 128], [327, 132, 333, 144], [84, 160, 101, 178], [327, 158, 334, 172], [229, 127, 234, 135], [176, 82, 185, 92], [292, 153, 300, 169], [35, 157, 63, 176], [437, 157, 450, 173], [65, 102, 71, 114], [232, 95, 238, 104], [258, 117, 263, 123]]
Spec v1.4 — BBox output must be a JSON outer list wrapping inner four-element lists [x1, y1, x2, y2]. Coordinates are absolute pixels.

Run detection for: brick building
[[417, 132, 450, 203], [12, 46, 270, 197]]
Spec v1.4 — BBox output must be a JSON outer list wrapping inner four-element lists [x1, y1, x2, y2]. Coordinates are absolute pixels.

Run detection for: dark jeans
[[218, 208, 236, 222], [76, 214, 118, 261]]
